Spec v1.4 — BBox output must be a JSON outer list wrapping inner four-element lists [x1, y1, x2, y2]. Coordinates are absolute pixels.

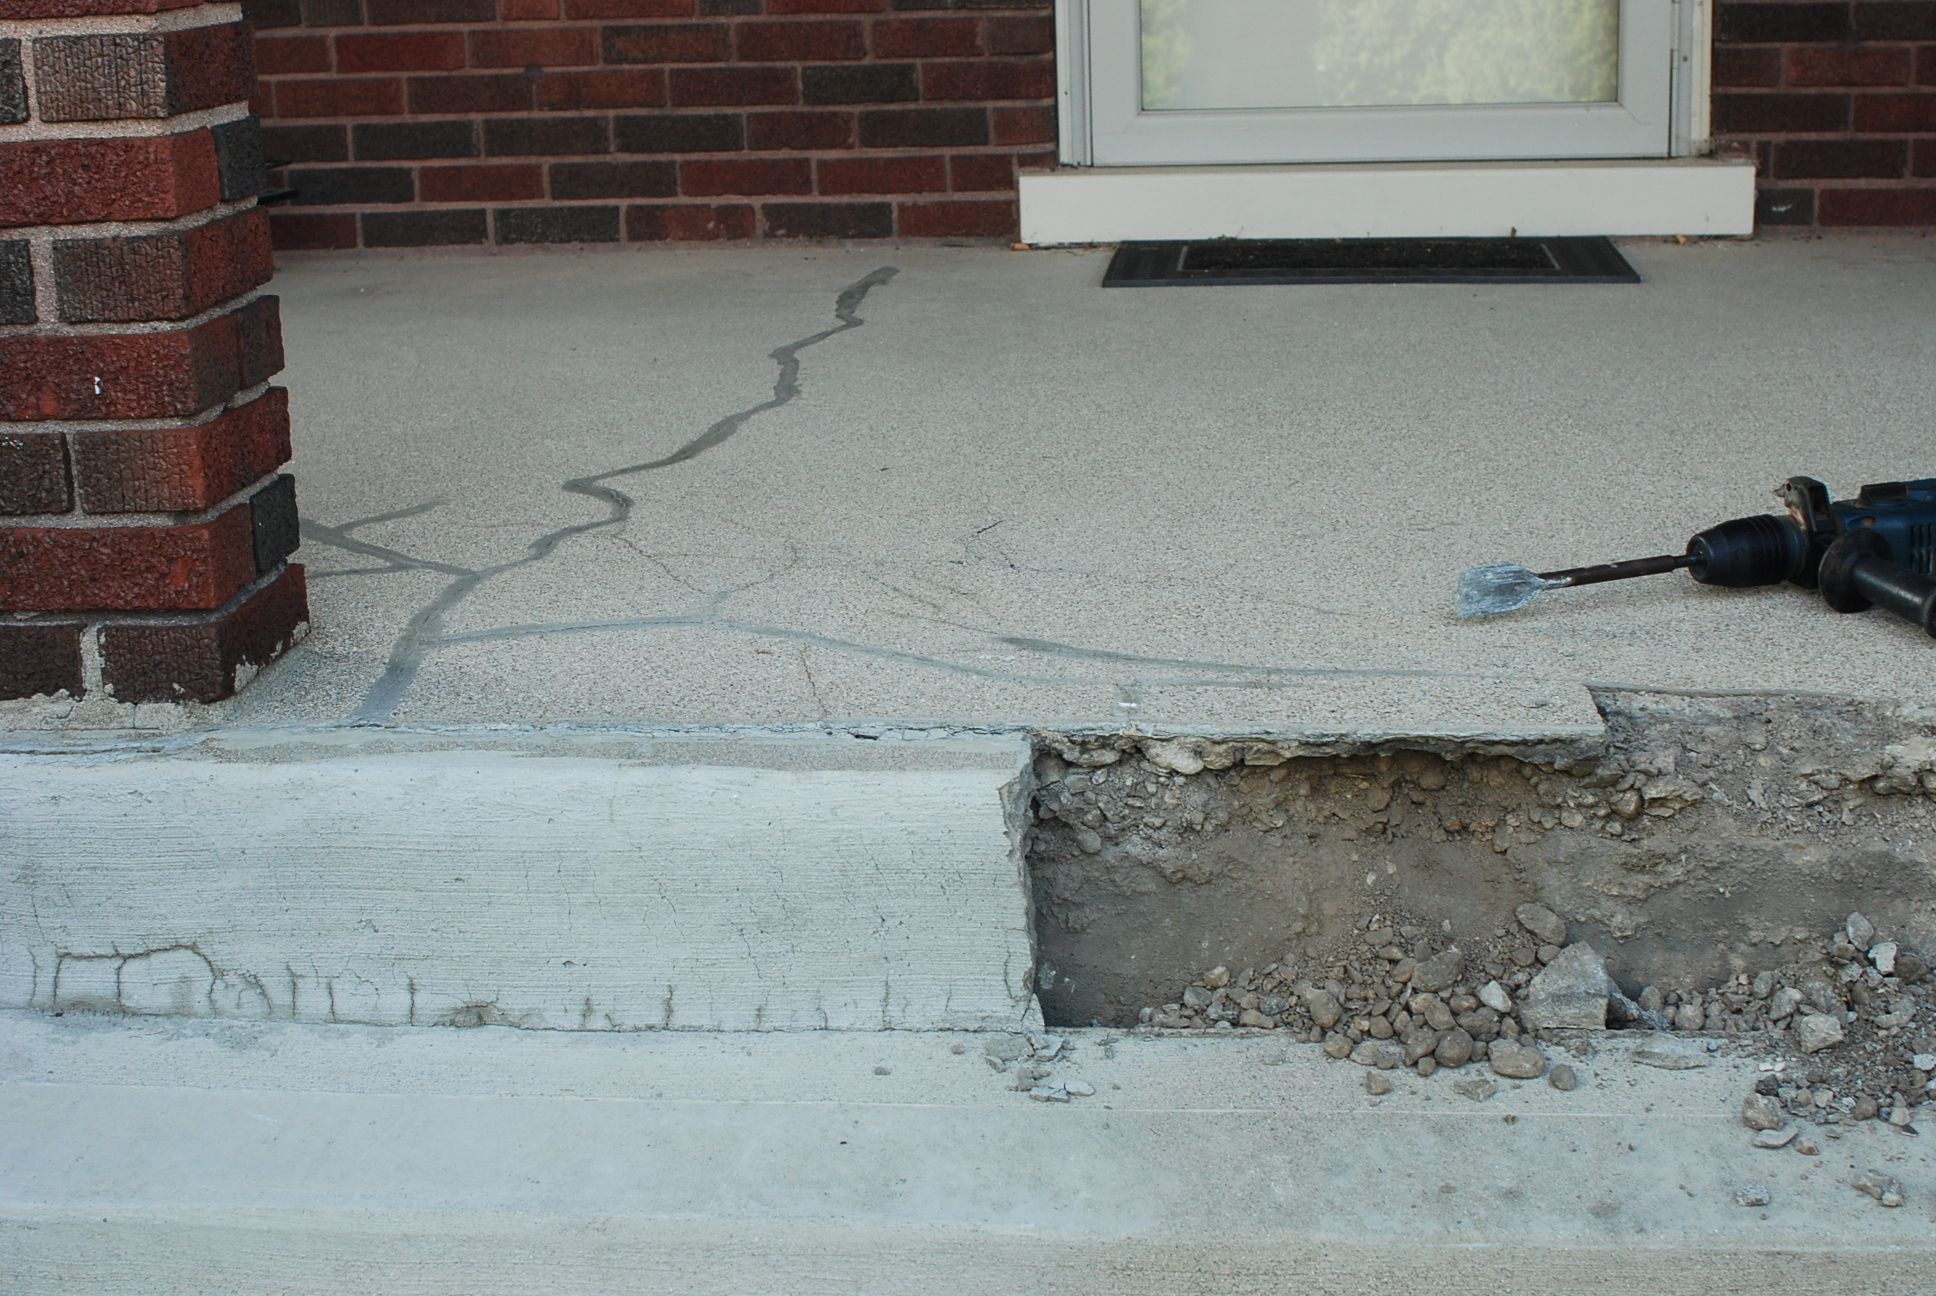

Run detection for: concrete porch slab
[[9, 235, 1936, 741]]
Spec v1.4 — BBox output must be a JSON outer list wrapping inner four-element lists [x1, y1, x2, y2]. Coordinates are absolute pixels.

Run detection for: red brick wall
[[1, 0, 308, 706], [1714, 1, 1936, 226], [244, 0, 1057, 249]]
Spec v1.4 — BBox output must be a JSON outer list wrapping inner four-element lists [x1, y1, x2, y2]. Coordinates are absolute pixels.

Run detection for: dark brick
[[408, 73, 534, 114], [1819, 184, 1936, 221], [366, 0, 494, 22], [0, 132, 221, 227], [269, 212, 360, 249], [1712, 91, 1850, 132], [1774, 138, 1907, 176], [1, 504, 257, 612], [1918, 138, 1936, 174], [919, 58, 1053, 101], [249, 475, 300, 575], [335, 31, 466, 72], [285, 165, 414, 204], [73, 388, 292, 513], [0, 40, 26, 125], [761, 200, 892, 237], [872, 16, 979, 56], [0, 242, 33, 326], [536, 68, 666, 109], [983, 14, 1052, 54], [301, 0, 364, 24], [242, 0, 303, 29], [469, 27, 600, 66], [32, 25, 255, 122], [484, 115, 611, 155], [770, 0, 885, 9], [256, 35, 331, 74], [1715, 2, 1852, 43], [668, 65, 798, 104], [550, 159, 678, 198], [100, 563, 310, 704], [1855, 1, 1936, 39], [680, 156, 813, 194], [0, 432, 71, 514], [614, 111, 744, 151], [494, 205, 623, 242], [274, 76, 404, 117], [352, 120, 478, 160], [625, 202, 756, 239], [566, 0, 695, 13], [417, 163, 544, 201], [362, 208, 491, 245], [699, 0, 760, 11], [212, 115, 269, 201], [990, 103, 1052, 143], [803, 62, 917, 102], [502, 0, 560, 16], [235, 296, 286, 393], [1922, 43, 1936, 83], [816, 152, 945, 192], [1853, 90, 1936, 127], [897, 196, 1011, 237], [1713, 45, 1782, 88], [54, 208, 274, 323], [1789, 46, 1914, 85], [947, 150, 1011, 191], [858, 105, 987, 146], [261, 122, 349, 164], [745, 108, 854, 148], [603, 23, 732, 62], [0, 621, 86, 702], [736, 20, 866, 60]]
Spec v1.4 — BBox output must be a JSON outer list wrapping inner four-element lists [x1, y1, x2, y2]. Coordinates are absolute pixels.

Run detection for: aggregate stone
[[1350, 1040, 1401, 1069], [1452, 1076, 1498, 1102], [1915, 1053, 1936, 1072], [1768, 987, 1803, 1021], [1797, 1013, 1845, 1054], [1415, 994, 1456, 1032], [1416, 1056, 1437, 1078], [1364, 1070, 1393, 1096], [1412, 948, 1465, 993], [1434, 1027, 1475, 1069], [1181, 986, 1213, 1011], [1751, 1127, 1798, 1149], [1515, 903, 1568, 946], [1741, 1094, 1785, 1131], [1401, 1025, 1441, 1065], [1851, 1095, 1878, 1121], [1853, 1169, 1904, 1207], [1520, 942, 1613, 1030], [1487, 1038, 1547, 1079], [1303, 989, 1342, 1029], [1322, 1035, 1354, 1060], [1793, 1133, 1821, 1156], [1477, 980, 1513, 1013], [1633, 1039, 1711, 1070], [1675, 1002, 1706, 1032], [1888, 1105, 1915, 1128], [1238, 1009, 1274, 1029], [1846, 912, 1877, 950], [1075, 829, 1103, 855]]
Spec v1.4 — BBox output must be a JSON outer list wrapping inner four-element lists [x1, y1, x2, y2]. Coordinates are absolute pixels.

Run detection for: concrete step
[[0, 726, 1036, 1031], [3, 1011, 1932, 1294]]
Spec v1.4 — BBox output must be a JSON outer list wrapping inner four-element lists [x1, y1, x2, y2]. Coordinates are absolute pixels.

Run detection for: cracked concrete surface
[[69, 232, 1922, 740]]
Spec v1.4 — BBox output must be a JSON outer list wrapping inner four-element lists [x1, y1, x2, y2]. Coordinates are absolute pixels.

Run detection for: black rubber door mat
[[1102, 236, 1639, 286]]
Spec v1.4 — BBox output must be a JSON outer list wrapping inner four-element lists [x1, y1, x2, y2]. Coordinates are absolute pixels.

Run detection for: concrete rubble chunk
[[1734, 1182, 1772, 1208], [1741, 1094, 1785, 1131], [1633, 1039, 1710, 1070], [1477, 980, 1512, 1013], [1768, 987, 1803, 1022], [1411, 947, 1464, 993], [1487, 1038, 1547, 1080], [1520, 942, 1613, 1030], [1514, 903, 1568, 947], [1846, 912, 1876, 950], [1853, 1169, 1905, 1207], [1751, 1127, 1797, 1149], [1870, 941, 1897, 975], [1451, 1076, 1497, 1102], [1797, 1013, 1845, 1054], [983, 1034, 1031, 1061]]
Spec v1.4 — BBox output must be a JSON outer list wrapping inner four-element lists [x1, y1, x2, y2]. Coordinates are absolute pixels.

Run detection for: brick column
[[1, 0, 308, 711]]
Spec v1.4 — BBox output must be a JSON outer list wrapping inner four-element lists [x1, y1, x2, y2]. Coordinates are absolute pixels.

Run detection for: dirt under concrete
[[1028, 689, 1936, 1028]]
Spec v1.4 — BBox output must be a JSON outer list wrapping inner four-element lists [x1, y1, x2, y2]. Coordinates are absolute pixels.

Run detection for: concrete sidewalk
[[20, 233, 1935, 741], [4, 1010, 1932, 1295]]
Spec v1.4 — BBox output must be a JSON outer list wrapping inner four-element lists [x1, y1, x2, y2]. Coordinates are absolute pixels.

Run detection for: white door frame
[[1056, 0, 1712, 167]]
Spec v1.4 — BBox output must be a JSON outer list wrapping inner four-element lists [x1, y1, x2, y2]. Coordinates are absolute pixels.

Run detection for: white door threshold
[[1019, 157, 1756, 245]]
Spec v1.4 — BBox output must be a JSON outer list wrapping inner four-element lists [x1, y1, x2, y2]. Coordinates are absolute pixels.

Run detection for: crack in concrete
[[299, 268, 899, 724]]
